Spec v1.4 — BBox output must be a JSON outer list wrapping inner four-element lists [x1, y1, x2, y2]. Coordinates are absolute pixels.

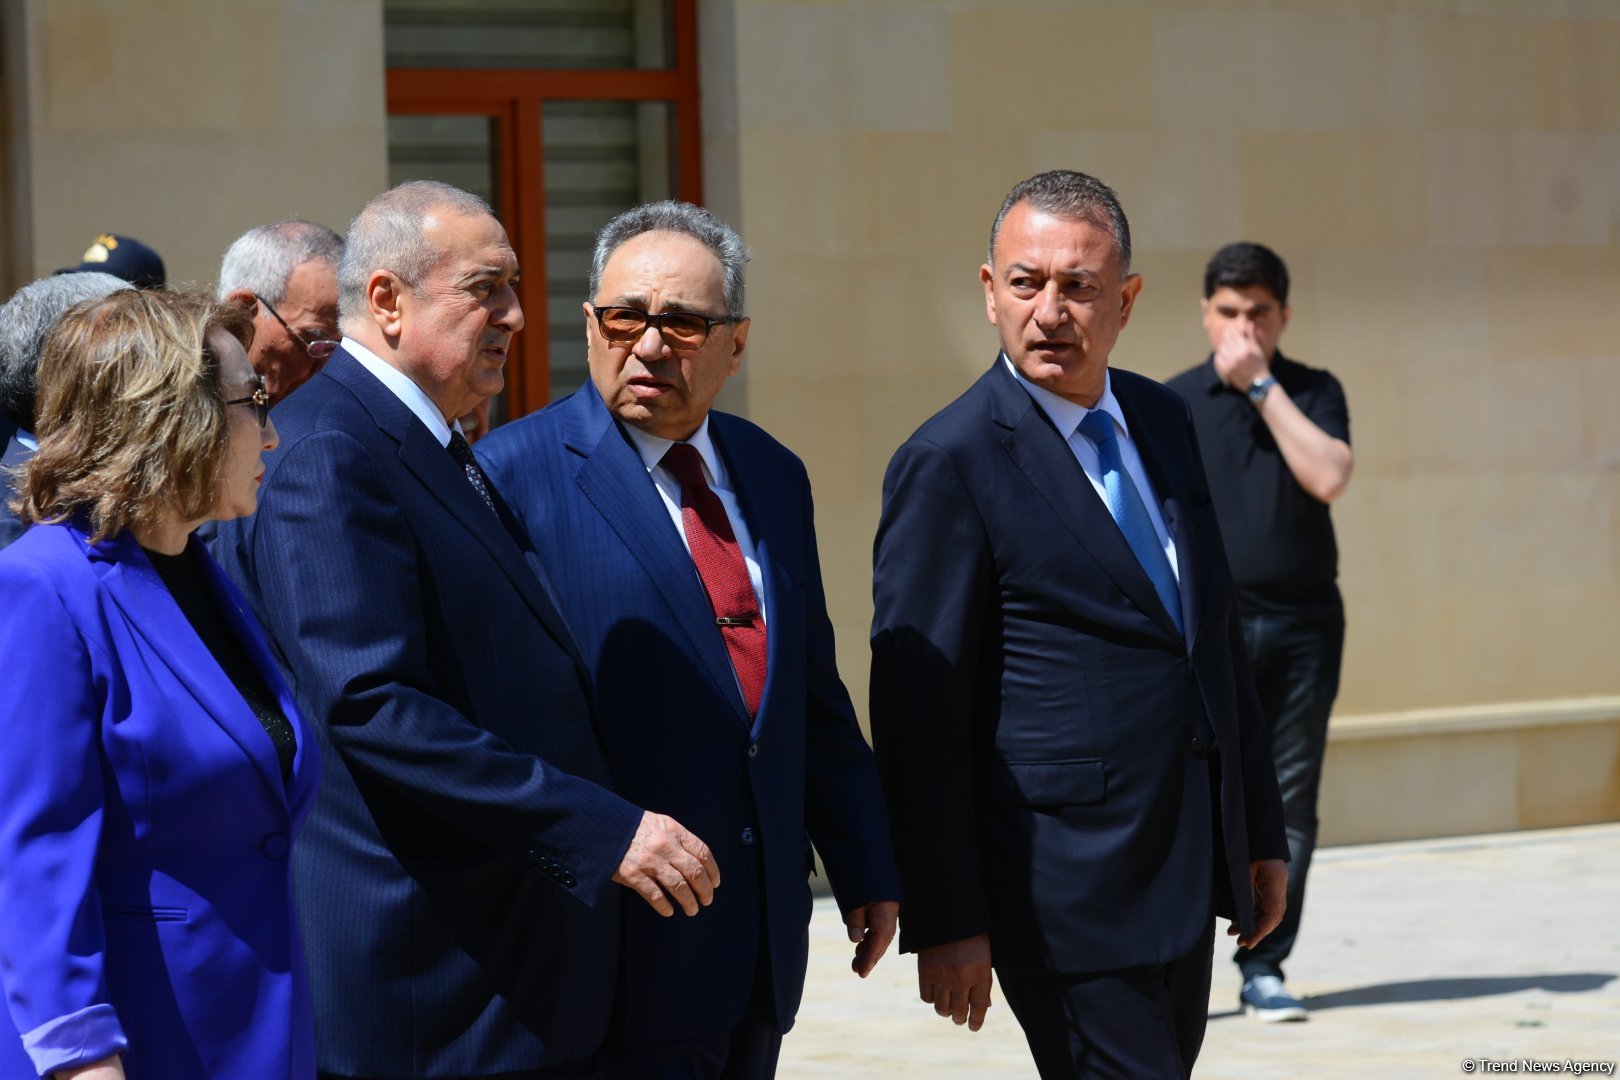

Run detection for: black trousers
[[319, 1065, 600, 1080], [997, 920, 1217, 1080], [598, 938, 782, 1080], [1233, 606, 1345, 980]]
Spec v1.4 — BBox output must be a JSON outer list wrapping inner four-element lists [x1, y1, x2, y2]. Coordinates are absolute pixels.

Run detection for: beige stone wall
[[708, 0, 1620, 721], [2, 0, 387, 296]]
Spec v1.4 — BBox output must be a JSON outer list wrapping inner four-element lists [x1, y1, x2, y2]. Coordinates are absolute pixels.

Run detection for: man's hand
[[917, 934, 994, 1031], [1229, 858, 1288, 949], [1212, 321, 1269, 389], [612, 811, 721, 917], [844, 900, 900, 978]]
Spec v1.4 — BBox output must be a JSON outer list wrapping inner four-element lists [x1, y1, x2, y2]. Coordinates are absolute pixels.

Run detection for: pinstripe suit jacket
[[477, 383, 901, 1043], [215, 349, 642, 1076]]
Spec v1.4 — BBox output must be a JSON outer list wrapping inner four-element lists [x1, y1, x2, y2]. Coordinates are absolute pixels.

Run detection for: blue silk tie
[[1076, 409, 1184, 636]]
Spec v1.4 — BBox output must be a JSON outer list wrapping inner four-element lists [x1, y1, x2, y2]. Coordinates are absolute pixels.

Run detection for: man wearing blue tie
[[870, 170, 1289, 1079]]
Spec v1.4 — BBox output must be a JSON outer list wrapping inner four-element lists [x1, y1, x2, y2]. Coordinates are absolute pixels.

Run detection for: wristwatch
[[1247, 376, 1277, 404]]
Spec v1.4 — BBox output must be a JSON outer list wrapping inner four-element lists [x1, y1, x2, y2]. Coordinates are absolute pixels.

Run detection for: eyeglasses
[[591, 305, 741, 350], [226, 375, 271, 430], [253, 292, 339, 362]]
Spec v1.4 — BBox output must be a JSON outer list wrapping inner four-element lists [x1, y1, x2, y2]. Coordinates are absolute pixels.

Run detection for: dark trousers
[[319, 1065, 600, 1080], [599, 948, 782, 1080], [997, 920, 1216, 1080], [1234, 605, 1345, 980]]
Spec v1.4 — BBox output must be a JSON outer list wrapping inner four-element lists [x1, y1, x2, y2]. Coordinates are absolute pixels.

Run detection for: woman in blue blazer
[[0, 289, 321, 1079]]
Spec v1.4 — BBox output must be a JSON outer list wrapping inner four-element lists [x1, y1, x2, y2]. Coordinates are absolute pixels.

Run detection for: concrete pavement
[[780, 823, 1620, 1078]]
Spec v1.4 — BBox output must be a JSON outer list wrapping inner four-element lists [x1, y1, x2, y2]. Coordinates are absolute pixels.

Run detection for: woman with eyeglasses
[[0, 289, 320, 1079]]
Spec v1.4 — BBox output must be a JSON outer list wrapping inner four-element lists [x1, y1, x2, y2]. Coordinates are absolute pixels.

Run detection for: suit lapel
[[984, 362, 1184, 643], [89, 530, 288, 807], [327, 351, 586, 670], [193, 540, 321, 816], [565, 389, 750, 722]]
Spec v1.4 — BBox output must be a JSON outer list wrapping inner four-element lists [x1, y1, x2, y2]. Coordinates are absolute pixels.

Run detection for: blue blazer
[[870, 361, 1288, 974], [478, 384, 901, 1042], [215, 349, 642, 1076], [0, 523, 320, 1079]]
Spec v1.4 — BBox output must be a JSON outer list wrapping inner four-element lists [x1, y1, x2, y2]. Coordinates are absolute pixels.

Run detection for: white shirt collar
[[1003, 353, 1130, 442], [342, 337, 460, 447], [621, 414, 726, 487]]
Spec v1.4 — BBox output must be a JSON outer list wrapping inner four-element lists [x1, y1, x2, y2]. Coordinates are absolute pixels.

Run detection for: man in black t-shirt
[[1165, 242, 1353, 1024]]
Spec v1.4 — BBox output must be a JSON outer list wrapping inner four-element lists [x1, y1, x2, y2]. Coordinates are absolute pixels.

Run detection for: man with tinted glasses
[[477, 201, 901, 1079], [218, 219, 343, 406]]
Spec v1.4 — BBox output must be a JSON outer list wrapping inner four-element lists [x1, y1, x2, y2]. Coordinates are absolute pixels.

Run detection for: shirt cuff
[[21, 1003, 128, 1076]]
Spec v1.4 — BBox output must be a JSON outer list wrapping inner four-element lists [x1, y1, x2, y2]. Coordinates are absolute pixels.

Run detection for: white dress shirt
[[344, 337, 464, 447], [622, 417, 768, 627], [1005, 356, 1180, 582]]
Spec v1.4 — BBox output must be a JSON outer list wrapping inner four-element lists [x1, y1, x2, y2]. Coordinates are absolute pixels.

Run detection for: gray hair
[[589, 201, 748, 317], [217, 219, 343, 307], [339, 180, 493, 329], [988, 170, 1133, 273], [0, 272, 131, 430]]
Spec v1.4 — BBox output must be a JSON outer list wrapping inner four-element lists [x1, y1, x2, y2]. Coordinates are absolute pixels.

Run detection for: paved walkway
[[781, 823, 1620, 1078]]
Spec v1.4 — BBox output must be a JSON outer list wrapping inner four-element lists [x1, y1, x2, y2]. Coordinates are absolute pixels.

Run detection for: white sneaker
[[1240, 974, 1308, 1022]]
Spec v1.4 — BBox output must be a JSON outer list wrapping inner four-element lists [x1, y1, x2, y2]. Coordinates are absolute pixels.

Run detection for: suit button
[[740, 827, 755, 846], [1189, 737, 1207, 758], [259, 832, 289, 860], [747, 743, 759, 759]]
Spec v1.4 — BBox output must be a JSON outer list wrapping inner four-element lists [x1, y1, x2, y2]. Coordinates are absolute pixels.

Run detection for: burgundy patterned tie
[[660, 442, 767, 717]]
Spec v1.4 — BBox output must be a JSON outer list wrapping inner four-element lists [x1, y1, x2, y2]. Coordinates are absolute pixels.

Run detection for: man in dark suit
[[869, 170, 1289, 1079], [216, 181, 720, 1080], [477, 201, 902, 1079], [0, 272, 131, 549]]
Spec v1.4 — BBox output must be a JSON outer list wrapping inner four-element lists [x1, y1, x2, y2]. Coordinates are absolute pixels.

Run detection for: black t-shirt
[[1164, 352, 1349, 614], [145, 545, 297, 781]]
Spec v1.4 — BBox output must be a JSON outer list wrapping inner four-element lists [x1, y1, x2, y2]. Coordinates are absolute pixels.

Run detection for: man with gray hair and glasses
[[477, 200, 901, 1078], [218, 218, 343, 406], [0, 271, 131, 548]]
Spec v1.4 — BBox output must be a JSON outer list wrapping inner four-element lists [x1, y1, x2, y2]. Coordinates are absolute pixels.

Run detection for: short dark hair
[[1203, 242, 1289, 305], [988, 170, 1132, 272]]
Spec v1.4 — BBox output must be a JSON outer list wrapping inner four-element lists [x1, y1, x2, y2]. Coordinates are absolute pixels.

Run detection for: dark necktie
[[1076, 410, 1185, 636], [447, 430, 498, 516], [660, 442, 768, 717]]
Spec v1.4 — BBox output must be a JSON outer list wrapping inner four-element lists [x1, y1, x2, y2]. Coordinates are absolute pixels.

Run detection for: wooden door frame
[[385, 0, 702, 418]]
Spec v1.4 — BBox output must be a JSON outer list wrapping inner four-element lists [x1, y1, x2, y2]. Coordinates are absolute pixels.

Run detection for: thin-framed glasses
[[591, 305, 741, 350], [226, 375, 271, 430], [253, 292, 339, 361]]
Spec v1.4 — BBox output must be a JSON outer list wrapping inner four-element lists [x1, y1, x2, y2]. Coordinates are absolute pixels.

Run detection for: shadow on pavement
[[1209, 973, 1616, 1020]]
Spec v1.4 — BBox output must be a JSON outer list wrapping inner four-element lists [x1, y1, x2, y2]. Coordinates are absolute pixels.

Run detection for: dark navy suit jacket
[[477, 383, 901, 1042], [0, 524, 320, 1078], [216, 349, 642, 1076], [0, 433, 31, 550], [870, 360, 1287, 975]]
